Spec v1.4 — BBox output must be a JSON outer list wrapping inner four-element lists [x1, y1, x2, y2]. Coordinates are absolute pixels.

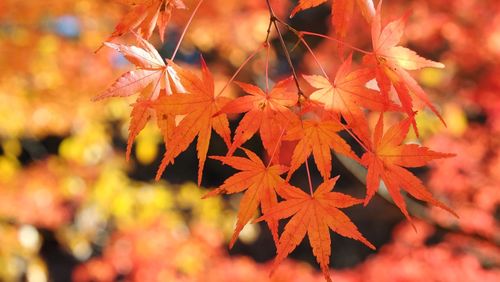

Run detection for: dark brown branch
[[265, 0, 303, 96]]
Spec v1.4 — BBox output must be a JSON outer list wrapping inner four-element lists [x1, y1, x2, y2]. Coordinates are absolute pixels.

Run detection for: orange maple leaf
[[331, 0, 354, 39], [153, 97, 176, 147], [204, 148, 288, 247], [155, 57, 232, 185], [124, 91, 177, 162], [291, 0, 371, 39], [220, 77, 300, 158], [365, 2, 445, 128], [284, 116, 358, 181], [290, 0, 328, 18], [94, 35, 185, 160], [304, 54, 396, 140], [127, 96, 154, 160], [360, 114, 457, 221], [106, 0, 186, 42], [95, 35, 185, 101], [256, 177, 375, 282]]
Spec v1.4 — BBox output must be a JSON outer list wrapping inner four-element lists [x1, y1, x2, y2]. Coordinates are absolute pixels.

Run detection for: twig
[[171, 0, 204, 60], [216, 45, 264, 97], [299, 31, 371, 55], [265, 0, 304, 96]]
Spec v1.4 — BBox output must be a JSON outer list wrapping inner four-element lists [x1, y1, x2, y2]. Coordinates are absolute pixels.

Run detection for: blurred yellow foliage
[[420, 68, 444, 88], [0, 156, 20, 182], [59, 122, 111, 165], [135, 123, 161, 165]]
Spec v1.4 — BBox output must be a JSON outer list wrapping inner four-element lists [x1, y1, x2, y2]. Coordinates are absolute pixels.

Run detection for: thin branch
[[264, 16, 273, 94], [297, 35, 328, 79], [273, 23, 303, 95], [274, 21, 375, 154], [264, 16, 273, 43], [332, 114, 371, 153], [265, 43, 270, 93], [265, 0, 304, 96], [274, 18, 372, 56], [216, 44, 264, 97], [300, 31, 371, 55], [275, 24, 303, 94]]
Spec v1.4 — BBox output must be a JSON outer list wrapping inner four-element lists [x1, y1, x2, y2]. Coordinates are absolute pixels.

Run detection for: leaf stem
[[297, 34, 328, 78], [299, 31, 371, 55], [265, 43, 270, 93], [305, 159, 314, 196], [266, 127, 286, 168], [216, 44, 264, 97], [271, 8, 373, 155], [170, 0, 204, 61], [336, 117, 370, 153], [271, 21, 329, 78], [264, 17, 273, 94], [265, 0, 304, 96]]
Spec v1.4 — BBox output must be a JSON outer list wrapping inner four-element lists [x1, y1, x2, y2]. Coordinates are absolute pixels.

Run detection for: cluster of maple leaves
[[95, 0, 457, 281]]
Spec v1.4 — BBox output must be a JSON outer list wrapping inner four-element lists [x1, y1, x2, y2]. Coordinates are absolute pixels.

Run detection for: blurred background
[[0, 0, 499, 281]]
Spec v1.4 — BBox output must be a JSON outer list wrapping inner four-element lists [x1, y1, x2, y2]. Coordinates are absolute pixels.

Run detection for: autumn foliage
[[93, 0, 457, 280], [1, 0, 500, 281]]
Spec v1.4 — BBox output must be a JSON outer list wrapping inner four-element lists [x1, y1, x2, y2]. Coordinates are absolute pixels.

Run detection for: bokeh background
[[0, 0, 499, 281]]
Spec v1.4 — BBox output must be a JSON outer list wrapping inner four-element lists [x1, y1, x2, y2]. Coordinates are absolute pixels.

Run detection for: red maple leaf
[[220, 77, 300, 158], [290, 0, 328, 18], [284, 116, 358, 181], [364, 2, 445, 129], [304, 53, 397, 140], [204, 148, 288, 247], [155, 57, 232, 185], [256, 177, 375, 282], [360, 114, 457, 221], [94, 35, 185, 160], [290, 0, 372, 39]]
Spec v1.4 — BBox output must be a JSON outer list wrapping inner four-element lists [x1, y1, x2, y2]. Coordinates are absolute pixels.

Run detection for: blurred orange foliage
[[0, 0, 499, 281]]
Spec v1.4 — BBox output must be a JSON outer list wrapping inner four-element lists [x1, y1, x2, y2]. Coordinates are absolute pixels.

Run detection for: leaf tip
[[435, 62, 445, 69], [201, 189, 218, 199], [155, 155, 171, 181], [252, 215, 265, 224], [366, 241, 376, 250], [228, 235, 238, 249]]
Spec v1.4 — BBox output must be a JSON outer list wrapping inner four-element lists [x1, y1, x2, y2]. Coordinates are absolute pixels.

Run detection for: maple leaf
[[155, 56, 232, 185], [290, 0, 328, 18], [304, 54, 396, 140], [331, 0, 354, 39], [106, 0, 186, 42], [94, 35, 185, 160], [360, 114, 457, 221], [153, 96, 176, 147], [365, 2, 445, 128], [256, 177, 375, 282], [126, 96, 154, 161], [290, 0, 370, 39], [220, 77, 300, 158], [94, 34, 186, 101], [284, 116, 358, 181], [204, 148, 288, 247]]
